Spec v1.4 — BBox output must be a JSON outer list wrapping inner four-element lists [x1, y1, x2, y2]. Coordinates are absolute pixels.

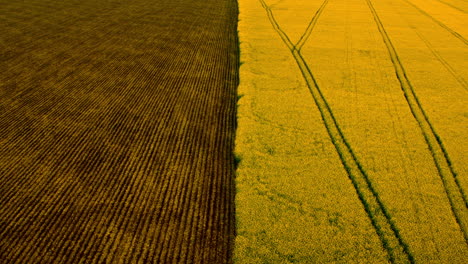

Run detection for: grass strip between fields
[[258, 0, 415, 262]]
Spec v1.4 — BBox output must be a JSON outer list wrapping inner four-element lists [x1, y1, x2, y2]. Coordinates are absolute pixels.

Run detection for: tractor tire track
[[434, 0, 467, 14], [387, 0, 467, 90], [402, 0, 468, 45], [366, 0, 468, 243], [408, 22, 467, 90], [294, 0, 330, 50], [259, 0, 414, 262]]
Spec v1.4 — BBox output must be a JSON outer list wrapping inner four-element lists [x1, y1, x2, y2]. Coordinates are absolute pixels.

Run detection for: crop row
[[0, 0, 238, 263]]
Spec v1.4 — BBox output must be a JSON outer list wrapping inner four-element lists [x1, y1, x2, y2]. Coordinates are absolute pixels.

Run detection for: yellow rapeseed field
[[235, 0, 467, 263]]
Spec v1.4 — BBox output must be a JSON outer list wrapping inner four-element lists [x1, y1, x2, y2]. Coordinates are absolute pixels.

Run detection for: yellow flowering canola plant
[[235, 0, 468, 263]]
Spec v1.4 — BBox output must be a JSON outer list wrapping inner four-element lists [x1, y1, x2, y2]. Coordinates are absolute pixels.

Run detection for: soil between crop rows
[[0, 0, 239, 263]]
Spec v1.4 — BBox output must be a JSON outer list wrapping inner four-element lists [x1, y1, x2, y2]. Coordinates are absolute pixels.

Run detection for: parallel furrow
[[0, 0, 238, 262]]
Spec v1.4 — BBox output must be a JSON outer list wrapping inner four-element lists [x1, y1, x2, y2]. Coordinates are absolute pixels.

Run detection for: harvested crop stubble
[[0, 0, 239, 263]]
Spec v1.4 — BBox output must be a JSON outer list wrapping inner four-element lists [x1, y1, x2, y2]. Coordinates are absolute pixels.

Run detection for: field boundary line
[[367, 0, 468, 243], [402, 0, 468, 45], [258, 0, 415, 262]]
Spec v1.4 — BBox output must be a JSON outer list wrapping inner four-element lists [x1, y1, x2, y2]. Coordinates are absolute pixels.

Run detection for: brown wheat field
[[0, 0, 238, 263]]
